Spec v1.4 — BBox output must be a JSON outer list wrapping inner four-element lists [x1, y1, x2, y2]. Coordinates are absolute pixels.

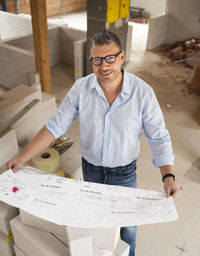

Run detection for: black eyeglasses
[[90, 50, 122, 66]]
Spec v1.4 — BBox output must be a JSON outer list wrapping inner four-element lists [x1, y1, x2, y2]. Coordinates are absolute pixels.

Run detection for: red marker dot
[[12, 187, 19, 193]]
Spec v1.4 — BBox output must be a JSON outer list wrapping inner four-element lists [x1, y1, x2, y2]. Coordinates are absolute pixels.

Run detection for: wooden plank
[[30, 0, 52, 94]]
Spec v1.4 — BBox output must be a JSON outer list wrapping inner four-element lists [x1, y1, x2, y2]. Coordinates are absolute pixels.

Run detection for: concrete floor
[[49, 11, 200, 255]]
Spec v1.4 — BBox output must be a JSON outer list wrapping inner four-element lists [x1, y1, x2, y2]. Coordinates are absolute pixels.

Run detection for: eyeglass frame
[[90, 50, 122, 66]]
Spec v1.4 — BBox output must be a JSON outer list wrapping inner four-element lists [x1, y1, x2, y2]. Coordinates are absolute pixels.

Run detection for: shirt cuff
[[152, 153, 174, 168], [45, 123, 60, 139]]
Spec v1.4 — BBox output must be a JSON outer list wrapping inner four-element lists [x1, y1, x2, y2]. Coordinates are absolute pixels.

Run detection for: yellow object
[[75, 68, 80, 71], [57, 169, 64, 176], [107, 0, 120, 23], [113, 235, 120, 252], [32, 148, 60, 173], [4, 230, 13, 244], [120, 0, 130, 19]]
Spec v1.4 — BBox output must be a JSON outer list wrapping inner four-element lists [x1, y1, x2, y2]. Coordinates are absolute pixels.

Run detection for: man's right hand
[[6, 126, 56, 173], [6, 156, 25, 173]]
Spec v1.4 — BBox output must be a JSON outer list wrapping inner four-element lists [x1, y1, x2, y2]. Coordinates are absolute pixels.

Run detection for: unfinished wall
[[0, 44, 35, 89], [2, 26, 62, 66], [60, 26, 86, 66], [3, 33, 34, 51], [0, 25, 86, 89], [6, 0, 86, 17], [165, 0, 200, 44], [146, 0, 200, 50], [146, 14, 168, 50], [0, 11, 58, 41], [0, 11, 32, 40], [130, 0, 167, 17]]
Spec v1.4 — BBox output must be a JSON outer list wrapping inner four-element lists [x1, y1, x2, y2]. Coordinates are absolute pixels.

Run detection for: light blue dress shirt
[[45, 69, 174, 168]]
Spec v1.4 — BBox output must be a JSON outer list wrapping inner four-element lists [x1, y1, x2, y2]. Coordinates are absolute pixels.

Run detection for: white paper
[[0, 168, 179, 227]]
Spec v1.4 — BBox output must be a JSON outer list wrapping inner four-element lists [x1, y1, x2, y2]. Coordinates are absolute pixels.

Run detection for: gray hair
[[89, 30, 121, 51]]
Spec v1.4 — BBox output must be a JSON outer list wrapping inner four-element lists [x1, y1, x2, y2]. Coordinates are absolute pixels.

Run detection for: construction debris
[[154, 38, 200, 68], [190, 64, 200, 94]]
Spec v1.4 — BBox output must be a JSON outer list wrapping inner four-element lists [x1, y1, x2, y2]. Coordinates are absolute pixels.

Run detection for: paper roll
[[32, 148, 60, 173]]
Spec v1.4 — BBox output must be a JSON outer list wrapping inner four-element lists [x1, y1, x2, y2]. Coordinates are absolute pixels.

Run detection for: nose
[[100, 58, 109, 68]]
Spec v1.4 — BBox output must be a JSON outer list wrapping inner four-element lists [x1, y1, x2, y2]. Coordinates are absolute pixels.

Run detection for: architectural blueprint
[[0, 168, 178, 227]]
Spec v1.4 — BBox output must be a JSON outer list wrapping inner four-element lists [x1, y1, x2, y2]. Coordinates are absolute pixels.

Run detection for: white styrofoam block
[[0, 128, 19, 168], [94, 239, 130, 256], [115, 239, 130, 256], [19, 209, 67, 237], [94, 247, 113, 256], [60, 147, 81, 178], [66, 226, 93, 256], [0, 230, 15, 256], [10, 216, 69, 256], [74, 38, 86, 80], [13, 244, 27, 256], [0, 84, 41, 124], [71, 167, 83, 181], [66, 226, 120, 252], [91, 227, 120, 252], [0, 201, 18, 235]]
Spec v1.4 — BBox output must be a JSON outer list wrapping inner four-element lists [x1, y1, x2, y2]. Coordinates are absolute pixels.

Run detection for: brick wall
[[6, 0, 87, 17], [7, 0, 17, 13]]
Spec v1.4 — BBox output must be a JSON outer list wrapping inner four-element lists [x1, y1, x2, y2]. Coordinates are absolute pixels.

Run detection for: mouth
[[99, 71, 112, 77]]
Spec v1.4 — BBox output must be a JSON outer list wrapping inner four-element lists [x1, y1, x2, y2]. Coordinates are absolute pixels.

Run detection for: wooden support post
[[30, 0, 52, 94]]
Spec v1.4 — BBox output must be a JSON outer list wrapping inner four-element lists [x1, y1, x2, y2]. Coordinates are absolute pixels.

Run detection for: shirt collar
[[121, 67, 131, 96]]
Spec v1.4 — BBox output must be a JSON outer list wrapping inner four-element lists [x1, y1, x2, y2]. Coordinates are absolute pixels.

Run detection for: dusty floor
[[49, 11, 200, 256]]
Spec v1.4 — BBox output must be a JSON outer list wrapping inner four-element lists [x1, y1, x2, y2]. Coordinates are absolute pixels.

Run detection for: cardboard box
[[66, 226, 93, 256], [0, 128, 19, 168], [0, 230, 15, 256], [20, 209, 120, 253], [20, 209, 119, 252], [0, 201, 18, 235], [10, 216, 69, 256], [19, 210, 67, 237], [14, 244, 27, 256]]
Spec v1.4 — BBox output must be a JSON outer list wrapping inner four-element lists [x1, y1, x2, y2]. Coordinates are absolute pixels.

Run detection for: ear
[[120, 50, 125, 64]]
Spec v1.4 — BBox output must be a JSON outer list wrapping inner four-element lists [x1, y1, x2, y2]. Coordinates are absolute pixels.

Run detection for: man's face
[[90, 43, 124, 87]]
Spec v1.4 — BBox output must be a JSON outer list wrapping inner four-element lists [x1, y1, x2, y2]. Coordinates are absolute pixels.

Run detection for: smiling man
[[7, 30, 179, 256]]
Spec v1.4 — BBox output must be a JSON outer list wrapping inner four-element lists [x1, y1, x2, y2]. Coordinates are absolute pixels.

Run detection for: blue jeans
[[82, 158, 137, 256]]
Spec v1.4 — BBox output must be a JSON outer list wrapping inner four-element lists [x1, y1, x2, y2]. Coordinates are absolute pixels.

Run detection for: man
[[7, 30, 179, 256]]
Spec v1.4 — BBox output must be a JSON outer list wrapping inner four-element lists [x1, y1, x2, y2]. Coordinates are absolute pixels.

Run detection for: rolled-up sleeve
[[142, 87, 174, 167], [45, 82, 80, 139]]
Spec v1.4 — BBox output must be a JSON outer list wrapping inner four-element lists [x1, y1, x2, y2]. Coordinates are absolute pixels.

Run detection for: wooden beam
[[30, 0, 52, 94]]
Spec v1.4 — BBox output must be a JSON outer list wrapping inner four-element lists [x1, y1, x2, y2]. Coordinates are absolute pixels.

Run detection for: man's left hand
[[164, 177, 179, 199]]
